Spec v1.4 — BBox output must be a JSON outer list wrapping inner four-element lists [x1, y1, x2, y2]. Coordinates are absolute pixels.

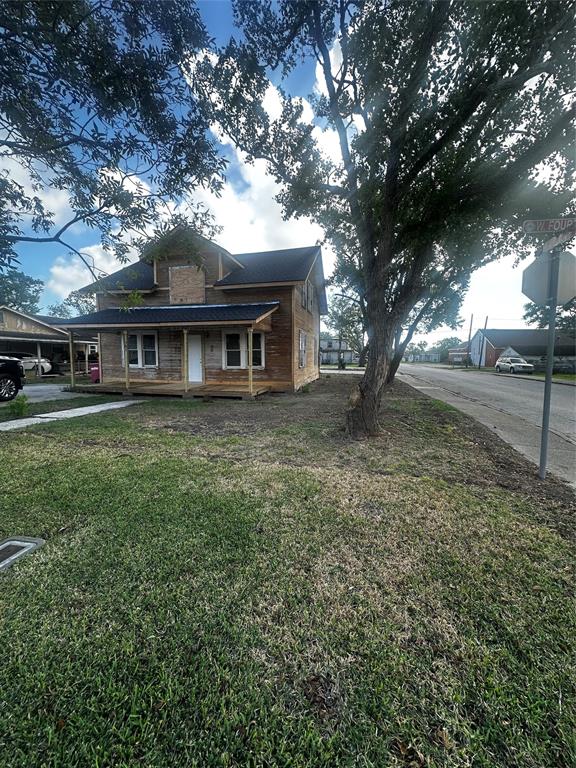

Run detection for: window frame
[[222, 330, 265, 370], [299, 330, 307, 368], [122, 331, 159, 369]]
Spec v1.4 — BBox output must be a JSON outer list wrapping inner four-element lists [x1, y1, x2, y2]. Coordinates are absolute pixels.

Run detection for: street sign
[[539, 229, 576, 253], [523, 218, 576, 234], [522, 251, 576, 306]]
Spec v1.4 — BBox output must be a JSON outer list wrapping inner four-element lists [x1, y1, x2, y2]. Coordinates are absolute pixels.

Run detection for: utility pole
[[465, 314, 473, 368], [477, 316, 488, 370]]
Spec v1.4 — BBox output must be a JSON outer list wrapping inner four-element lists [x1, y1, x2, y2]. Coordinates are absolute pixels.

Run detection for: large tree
[[47, 289, 96, 319], [0, 269, 43, 312], [203, 0, 574, 435], [0, 0, 224, 274], [523, 299, 576, 337]]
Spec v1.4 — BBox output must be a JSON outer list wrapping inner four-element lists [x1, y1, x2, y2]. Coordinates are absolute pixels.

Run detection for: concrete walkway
[[0, 400, 144, 431]]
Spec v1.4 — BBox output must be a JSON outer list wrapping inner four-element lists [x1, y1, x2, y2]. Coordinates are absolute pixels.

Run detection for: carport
[[0, 306, 97, 374]]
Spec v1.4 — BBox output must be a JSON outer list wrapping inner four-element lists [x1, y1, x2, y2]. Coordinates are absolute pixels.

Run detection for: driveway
[[398, 364, 576, 486], [1, 383, 86, 405]]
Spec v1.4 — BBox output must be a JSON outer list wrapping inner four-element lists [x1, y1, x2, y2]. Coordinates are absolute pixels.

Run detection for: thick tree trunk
[[358, 342, 369, 367], [346, 317, 394, 437], [385, 350, 403, 384]]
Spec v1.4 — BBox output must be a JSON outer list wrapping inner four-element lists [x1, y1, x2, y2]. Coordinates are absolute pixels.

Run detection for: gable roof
[[60, 302, 280, 328], [216, 245, 318, 285], [480, 328, 576, 356], [79, 261, 155, 294]]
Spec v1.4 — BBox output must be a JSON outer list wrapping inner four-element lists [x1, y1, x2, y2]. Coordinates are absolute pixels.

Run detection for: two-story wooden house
[[64, 228, 327, 397]]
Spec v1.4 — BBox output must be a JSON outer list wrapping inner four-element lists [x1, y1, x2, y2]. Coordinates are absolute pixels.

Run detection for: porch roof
[[61, 301, 280, 329]]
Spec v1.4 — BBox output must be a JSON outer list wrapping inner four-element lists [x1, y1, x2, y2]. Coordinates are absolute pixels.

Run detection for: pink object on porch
[[89, 364, 100, 384]]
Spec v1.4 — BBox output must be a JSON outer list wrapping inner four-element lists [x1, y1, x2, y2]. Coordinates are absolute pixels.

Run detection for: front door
[[187, 334, 203, 384]]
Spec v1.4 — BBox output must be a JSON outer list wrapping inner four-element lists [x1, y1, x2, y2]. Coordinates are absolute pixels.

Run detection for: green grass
[[0, 377, 574, 768], [0, 394, 123, 422]]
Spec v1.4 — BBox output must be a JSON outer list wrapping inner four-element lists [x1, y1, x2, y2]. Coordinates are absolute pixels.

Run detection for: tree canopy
[[47, 290, 96, 319], [203, 0, 574, 434], [524, 298, 576, 337], [0, 0, 224, 273], [0, 268, 43, 312]]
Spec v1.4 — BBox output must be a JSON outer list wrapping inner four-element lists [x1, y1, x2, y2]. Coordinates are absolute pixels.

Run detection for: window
[[307, 281, 314, 311], [300, 284, 307, 308], [122, 332, 158, 368], [225, 333, 242, 368], [142, 334, 157, 366], [127, 334, 139, 366], [223, 332, 265, 369], [299, 330, 307, 368], [0, 310, 4, 326], [251, 333, 263, 367]]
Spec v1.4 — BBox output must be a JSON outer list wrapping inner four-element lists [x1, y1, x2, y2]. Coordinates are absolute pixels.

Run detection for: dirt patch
[[132, 373, 574, 532], [302, 672, 341, 722]]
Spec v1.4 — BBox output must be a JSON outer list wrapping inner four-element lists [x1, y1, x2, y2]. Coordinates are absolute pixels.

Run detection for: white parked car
[[495, 356, 534, 374], [8, 353, 52, 375]]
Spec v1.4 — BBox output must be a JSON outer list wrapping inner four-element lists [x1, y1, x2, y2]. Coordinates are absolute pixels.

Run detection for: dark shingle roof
[[79, 261, 155, 294], [61, 302, 280, 328], [483, 328, 576, 356], [33, 314, 72, 327], [216, 245, 321, 286]]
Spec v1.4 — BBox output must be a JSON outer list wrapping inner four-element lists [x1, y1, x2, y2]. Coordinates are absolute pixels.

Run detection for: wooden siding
[[203, 286, 294, 391], [292, 284, 321, 389], [0, 308, 66, 337], [99, 330, 183, 382]]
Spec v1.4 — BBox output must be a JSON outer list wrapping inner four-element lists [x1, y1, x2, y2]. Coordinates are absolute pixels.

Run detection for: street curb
[[491, 372, 576, 388]]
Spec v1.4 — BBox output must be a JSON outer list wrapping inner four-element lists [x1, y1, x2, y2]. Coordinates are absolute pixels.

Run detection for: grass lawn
[[0, 375, 574, 768], [0, 395, 123, 422]]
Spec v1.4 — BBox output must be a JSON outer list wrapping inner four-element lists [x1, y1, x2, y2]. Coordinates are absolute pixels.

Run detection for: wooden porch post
[[85, 344, 89, 375], [68, 331, 75, 388], [247, 327, 253, 396], [182, 329, 189, 393], [123, 330, 129, 391]]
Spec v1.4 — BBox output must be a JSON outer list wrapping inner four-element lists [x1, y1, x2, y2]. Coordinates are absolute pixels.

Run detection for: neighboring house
[[63, 228, 327, 397], [469, 328, 576, 369], [0, 306, 97, 374], [320, 337, 359, 365]]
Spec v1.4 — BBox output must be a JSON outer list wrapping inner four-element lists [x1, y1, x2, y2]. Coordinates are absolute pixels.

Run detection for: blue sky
[[10, 0, 534, 342]]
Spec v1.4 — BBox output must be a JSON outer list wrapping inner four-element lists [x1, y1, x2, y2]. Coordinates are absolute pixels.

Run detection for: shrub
[[7, 394, 29, 418]]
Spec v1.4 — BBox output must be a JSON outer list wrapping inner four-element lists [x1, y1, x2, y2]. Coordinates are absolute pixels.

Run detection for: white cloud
[[46, 244, 138, 298], [0, 154, 72, 226]]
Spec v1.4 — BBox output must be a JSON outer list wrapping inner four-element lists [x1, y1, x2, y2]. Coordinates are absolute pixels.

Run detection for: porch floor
[[67, 380, 270, 400]]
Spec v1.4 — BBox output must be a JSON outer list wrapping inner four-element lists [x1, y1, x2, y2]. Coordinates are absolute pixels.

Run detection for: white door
[[187, 334, 203, 383]]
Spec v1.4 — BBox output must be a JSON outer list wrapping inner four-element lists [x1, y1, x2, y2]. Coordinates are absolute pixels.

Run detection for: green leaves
[[0, 0, 224, 270]]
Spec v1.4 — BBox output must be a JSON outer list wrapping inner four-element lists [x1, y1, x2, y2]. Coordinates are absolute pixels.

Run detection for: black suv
[[0, 356, 26, 401]]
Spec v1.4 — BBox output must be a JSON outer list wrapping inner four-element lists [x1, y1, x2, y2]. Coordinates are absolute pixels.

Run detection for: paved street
[[398, 364, 576, 486]]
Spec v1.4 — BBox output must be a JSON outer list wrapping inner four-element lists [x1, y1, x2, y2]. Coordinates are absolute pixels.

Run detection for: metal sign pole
[[538, 248, 560, 480]]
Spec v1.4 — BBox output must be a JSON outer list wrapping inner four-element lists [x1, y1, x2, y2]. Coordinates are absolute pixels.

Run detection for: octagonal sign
[[522, 251, 576, 306]]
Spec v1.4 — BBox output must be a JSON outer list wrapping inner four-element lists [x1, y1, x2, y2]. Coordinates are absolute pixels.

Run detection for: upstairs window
[[299, 330, 307, 368], [300, 284, 307, 308], [307, 281, 314, 311]]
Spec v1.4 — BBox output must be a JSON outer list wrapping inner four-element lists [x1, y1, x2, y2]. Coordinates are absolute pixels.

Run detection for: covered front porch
[[63, 301, 281, 399]]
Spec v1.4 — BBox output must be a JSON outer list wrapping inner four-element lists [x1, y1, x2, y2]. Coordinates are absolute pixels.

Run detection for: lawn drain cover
[[0, 537, 45, 571]]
